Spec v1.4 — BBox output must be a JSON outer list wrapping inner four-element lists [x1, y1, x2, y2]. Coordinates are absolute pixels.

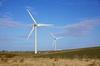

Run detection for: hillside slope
[[35, 46, 100, 59], [0, 46, 100, 59]]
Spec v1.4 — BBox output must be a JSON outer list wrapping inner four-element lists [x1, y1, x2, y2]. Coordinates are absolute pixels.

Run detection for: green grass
[[0, 46, 100, 59], [36, 46, 100, 59]]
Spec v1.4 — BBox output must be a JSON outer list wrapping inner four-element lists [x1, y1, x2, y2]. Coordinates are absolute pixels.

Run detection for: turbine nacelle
[[32, 23, 53, 27], [50, 33, 63, 40], [33, 24, 37, 27], [53, 36, 63, 40]]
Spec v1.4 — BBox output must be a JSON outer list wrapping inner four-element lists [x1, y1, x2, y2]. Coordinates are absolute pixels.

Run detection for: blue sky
[[0, 0, 100, 51]]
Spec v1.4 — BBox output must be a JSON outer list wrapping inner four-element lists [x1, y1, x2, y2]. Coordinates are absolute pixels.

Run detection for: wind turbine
[[26, 9, 52, 54], [50, 33, 63, 51]]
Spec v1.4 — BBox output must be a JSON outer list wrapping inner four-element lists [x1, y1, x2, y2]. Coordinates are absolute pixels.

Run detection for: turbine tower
[[26, 9, 52, 54], [50, 33, 63, 51]]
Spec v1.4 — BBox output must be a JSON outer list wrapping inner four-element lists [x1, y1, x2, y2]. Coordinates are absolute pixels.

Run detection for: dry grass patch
[[0, 58, 100, 66]]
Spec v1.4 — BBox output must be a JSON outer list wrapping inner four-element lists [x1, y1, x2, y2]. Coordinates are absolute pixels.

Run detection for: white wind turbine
[[50, 33, 63, 51], [26, 9, 53, 54]]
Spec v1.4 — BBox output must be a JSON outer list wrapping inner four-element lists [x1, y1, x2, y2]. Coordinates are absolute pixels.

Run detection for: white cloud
[[55, 19, 100, 37], [0, 17, 32, 28]]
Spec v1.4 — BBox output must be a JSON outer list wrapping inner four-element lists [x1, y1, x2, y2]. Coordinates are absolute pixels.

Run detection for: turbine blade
[[27, 25, 34, 40], [38, 24, 53, 27], [26, 9, 37, 24]]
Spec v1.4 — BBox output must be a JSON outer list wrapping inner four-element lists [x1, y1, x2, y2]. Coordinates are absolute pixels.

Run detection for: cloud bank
[[55, 19, 100, 37], [0, 17, 31, 28]]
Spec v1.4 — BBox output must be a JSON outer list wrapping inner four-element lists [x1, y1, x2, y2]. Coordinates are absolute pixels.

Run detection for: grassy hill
[[0, 46, 100, 59], [35, 46, 100, 59]]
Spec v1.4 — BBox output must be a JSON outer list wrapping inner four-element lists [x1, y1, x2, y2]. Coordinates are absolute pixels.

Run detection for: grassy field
[[0, 46, 100, 66], [35, 46, 100, 59], [0, 58, 100, 66]]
